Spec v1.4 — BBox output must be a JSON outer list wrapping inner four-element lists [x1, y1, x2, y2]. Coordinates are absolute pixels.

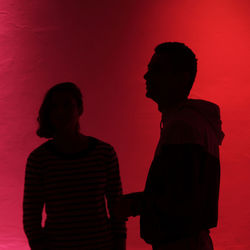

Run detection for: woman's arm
[[23, 152, 45, 249], [105, 146, 127, 250]]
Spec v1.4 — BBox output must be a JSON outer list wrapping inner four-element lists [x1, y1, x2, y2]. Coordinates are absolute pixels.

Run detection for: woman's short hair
[[36, 82, 83, 138]]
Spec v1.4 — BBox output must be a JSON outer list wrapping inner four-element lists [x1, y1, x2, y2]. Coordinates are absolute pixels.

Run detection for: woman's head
[[36, 82, 83, 138]]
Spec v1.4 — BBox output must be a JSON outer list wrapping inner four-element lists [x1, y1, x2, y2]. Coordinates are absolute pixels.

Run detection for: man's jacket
[[140, 98, 225, 245]]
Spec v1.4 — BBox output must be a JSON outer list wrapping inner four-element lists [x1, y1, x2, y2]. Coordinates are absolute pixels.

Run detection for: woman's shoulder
[[88, 136, 116, 152], [28, 140, 53, 159]]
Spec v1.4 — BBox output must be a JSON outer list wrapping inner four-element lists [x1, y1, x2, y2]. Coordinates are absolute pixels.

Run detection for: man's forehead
[[148, 53, 170, 68]]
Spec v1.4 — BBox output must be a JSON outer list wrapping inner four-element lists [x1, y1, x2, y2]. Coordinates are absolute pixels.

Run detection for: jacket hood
[[184, 99, 225, 145]]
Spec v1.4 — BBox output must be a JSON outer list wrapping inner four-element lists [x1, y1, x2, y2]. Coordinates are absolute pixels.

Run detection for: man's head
[[144, 42, 197, 110]]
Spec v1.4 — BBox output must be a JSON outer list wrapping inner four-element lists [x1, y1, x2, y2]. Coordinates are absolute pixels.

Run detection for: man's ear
[[174, 71, 190, 82], [183, 71, 191, 83], [177, 71, 191, 89], [177, 71, 190, 82]]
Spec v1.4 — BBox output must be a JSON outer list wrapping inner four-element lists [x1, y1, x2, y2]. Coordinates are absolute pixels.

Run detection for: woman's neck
[[53, 130, 83, 145], [52, 132, 88, 153]]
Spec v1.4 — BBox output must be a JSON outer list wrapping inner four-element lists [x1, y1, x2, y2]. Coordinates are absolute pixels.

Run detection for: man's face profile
[[144, 52, 190, 107], [144, 53, 177, 105]]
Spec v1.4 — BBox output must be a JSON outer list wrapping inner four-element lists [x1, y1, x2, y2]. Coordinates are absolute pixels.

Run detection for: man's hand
[[113, 237, 126, 250], [112, 195, 133, 219], [112, 192, 144, 219]]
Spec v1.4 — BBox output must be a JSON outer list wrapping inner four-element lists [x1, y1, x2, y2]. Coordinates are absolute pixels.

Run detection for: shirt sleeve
[[105, 146, 127, 239], [23, 152, 45, 249]]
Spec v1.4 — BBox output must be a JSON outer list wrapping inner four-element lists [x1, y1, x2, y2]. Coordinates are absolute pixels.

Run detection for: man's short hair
[[155, 42, 197, 95]]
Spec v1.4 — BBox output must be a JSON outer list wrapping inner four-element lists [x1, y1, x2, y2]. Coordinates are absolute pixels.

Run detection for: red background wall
[[0, 0, 249, 249]]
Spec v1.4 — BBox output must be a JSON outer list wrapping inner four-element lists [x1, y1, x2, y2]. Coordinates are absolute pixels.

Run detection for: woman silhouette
[[23, 82, 126, 250]]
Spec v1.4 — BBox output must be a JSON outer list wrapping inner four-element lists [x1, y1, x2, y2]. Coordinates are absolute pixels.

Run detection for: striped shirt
[[23, 136, 126, 250]]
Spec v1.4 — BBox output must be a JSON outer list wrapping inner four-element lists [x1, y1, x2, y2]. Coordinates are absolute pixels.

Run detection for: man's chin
[[145, 89, 152, 98], [146, 91, 158, 103]]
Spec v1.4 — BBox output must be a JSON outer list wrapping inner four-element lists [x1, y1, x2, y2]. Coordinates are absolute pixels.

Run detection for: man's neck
[[158, 97, 188, 117]]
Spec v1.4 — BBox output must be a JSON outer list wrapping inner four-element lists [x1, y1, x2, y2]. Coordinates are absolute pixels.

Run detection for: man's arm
[[144, 143, 204, 216], [114, 120, 205, 218], [119, 145, 204, 217]]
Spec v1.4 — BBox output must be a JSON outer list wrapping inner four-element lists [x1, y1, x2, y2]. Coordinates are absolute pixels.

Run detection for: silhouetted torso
[[140, 99, 222, 245], [23, 136, 126, 250]]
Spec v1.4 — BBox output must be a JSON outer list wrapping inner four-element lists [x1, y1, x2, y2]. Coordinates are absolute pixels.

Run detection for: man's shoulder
[[161, 111, 219, 157], [172, 105, 205, 127], [162, 118, 200, 146]]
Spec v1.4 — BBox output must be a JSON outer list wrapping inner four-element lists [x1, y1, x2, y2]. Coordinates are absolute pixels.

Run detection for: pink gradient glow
[[0, 0, 249, 249]]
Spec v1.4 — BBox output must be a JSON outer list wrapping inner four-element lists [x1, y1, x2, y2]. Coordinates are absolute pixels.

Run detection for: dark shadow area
[[23, 82, 127, 250]]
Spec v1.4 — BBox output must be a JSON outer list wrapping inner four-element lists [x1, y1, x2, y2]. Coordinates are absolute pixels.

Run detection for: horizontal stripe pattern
[[23, 136, 126, 249]]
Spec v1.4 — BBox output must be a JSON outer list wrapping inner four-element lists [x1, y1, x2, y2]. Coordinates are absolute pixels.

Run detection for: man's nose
[[144, 71, 149, 80]]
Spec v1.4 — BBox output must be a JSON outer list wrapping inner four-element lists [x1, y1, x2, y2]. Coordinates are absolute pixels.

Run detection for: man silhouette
[[114, 42, 224, 249]]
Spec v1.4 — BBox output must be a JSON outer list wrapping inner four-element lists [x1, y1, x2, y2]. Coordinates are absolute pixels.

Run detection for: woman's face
[[49, 91, 80, 133]]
